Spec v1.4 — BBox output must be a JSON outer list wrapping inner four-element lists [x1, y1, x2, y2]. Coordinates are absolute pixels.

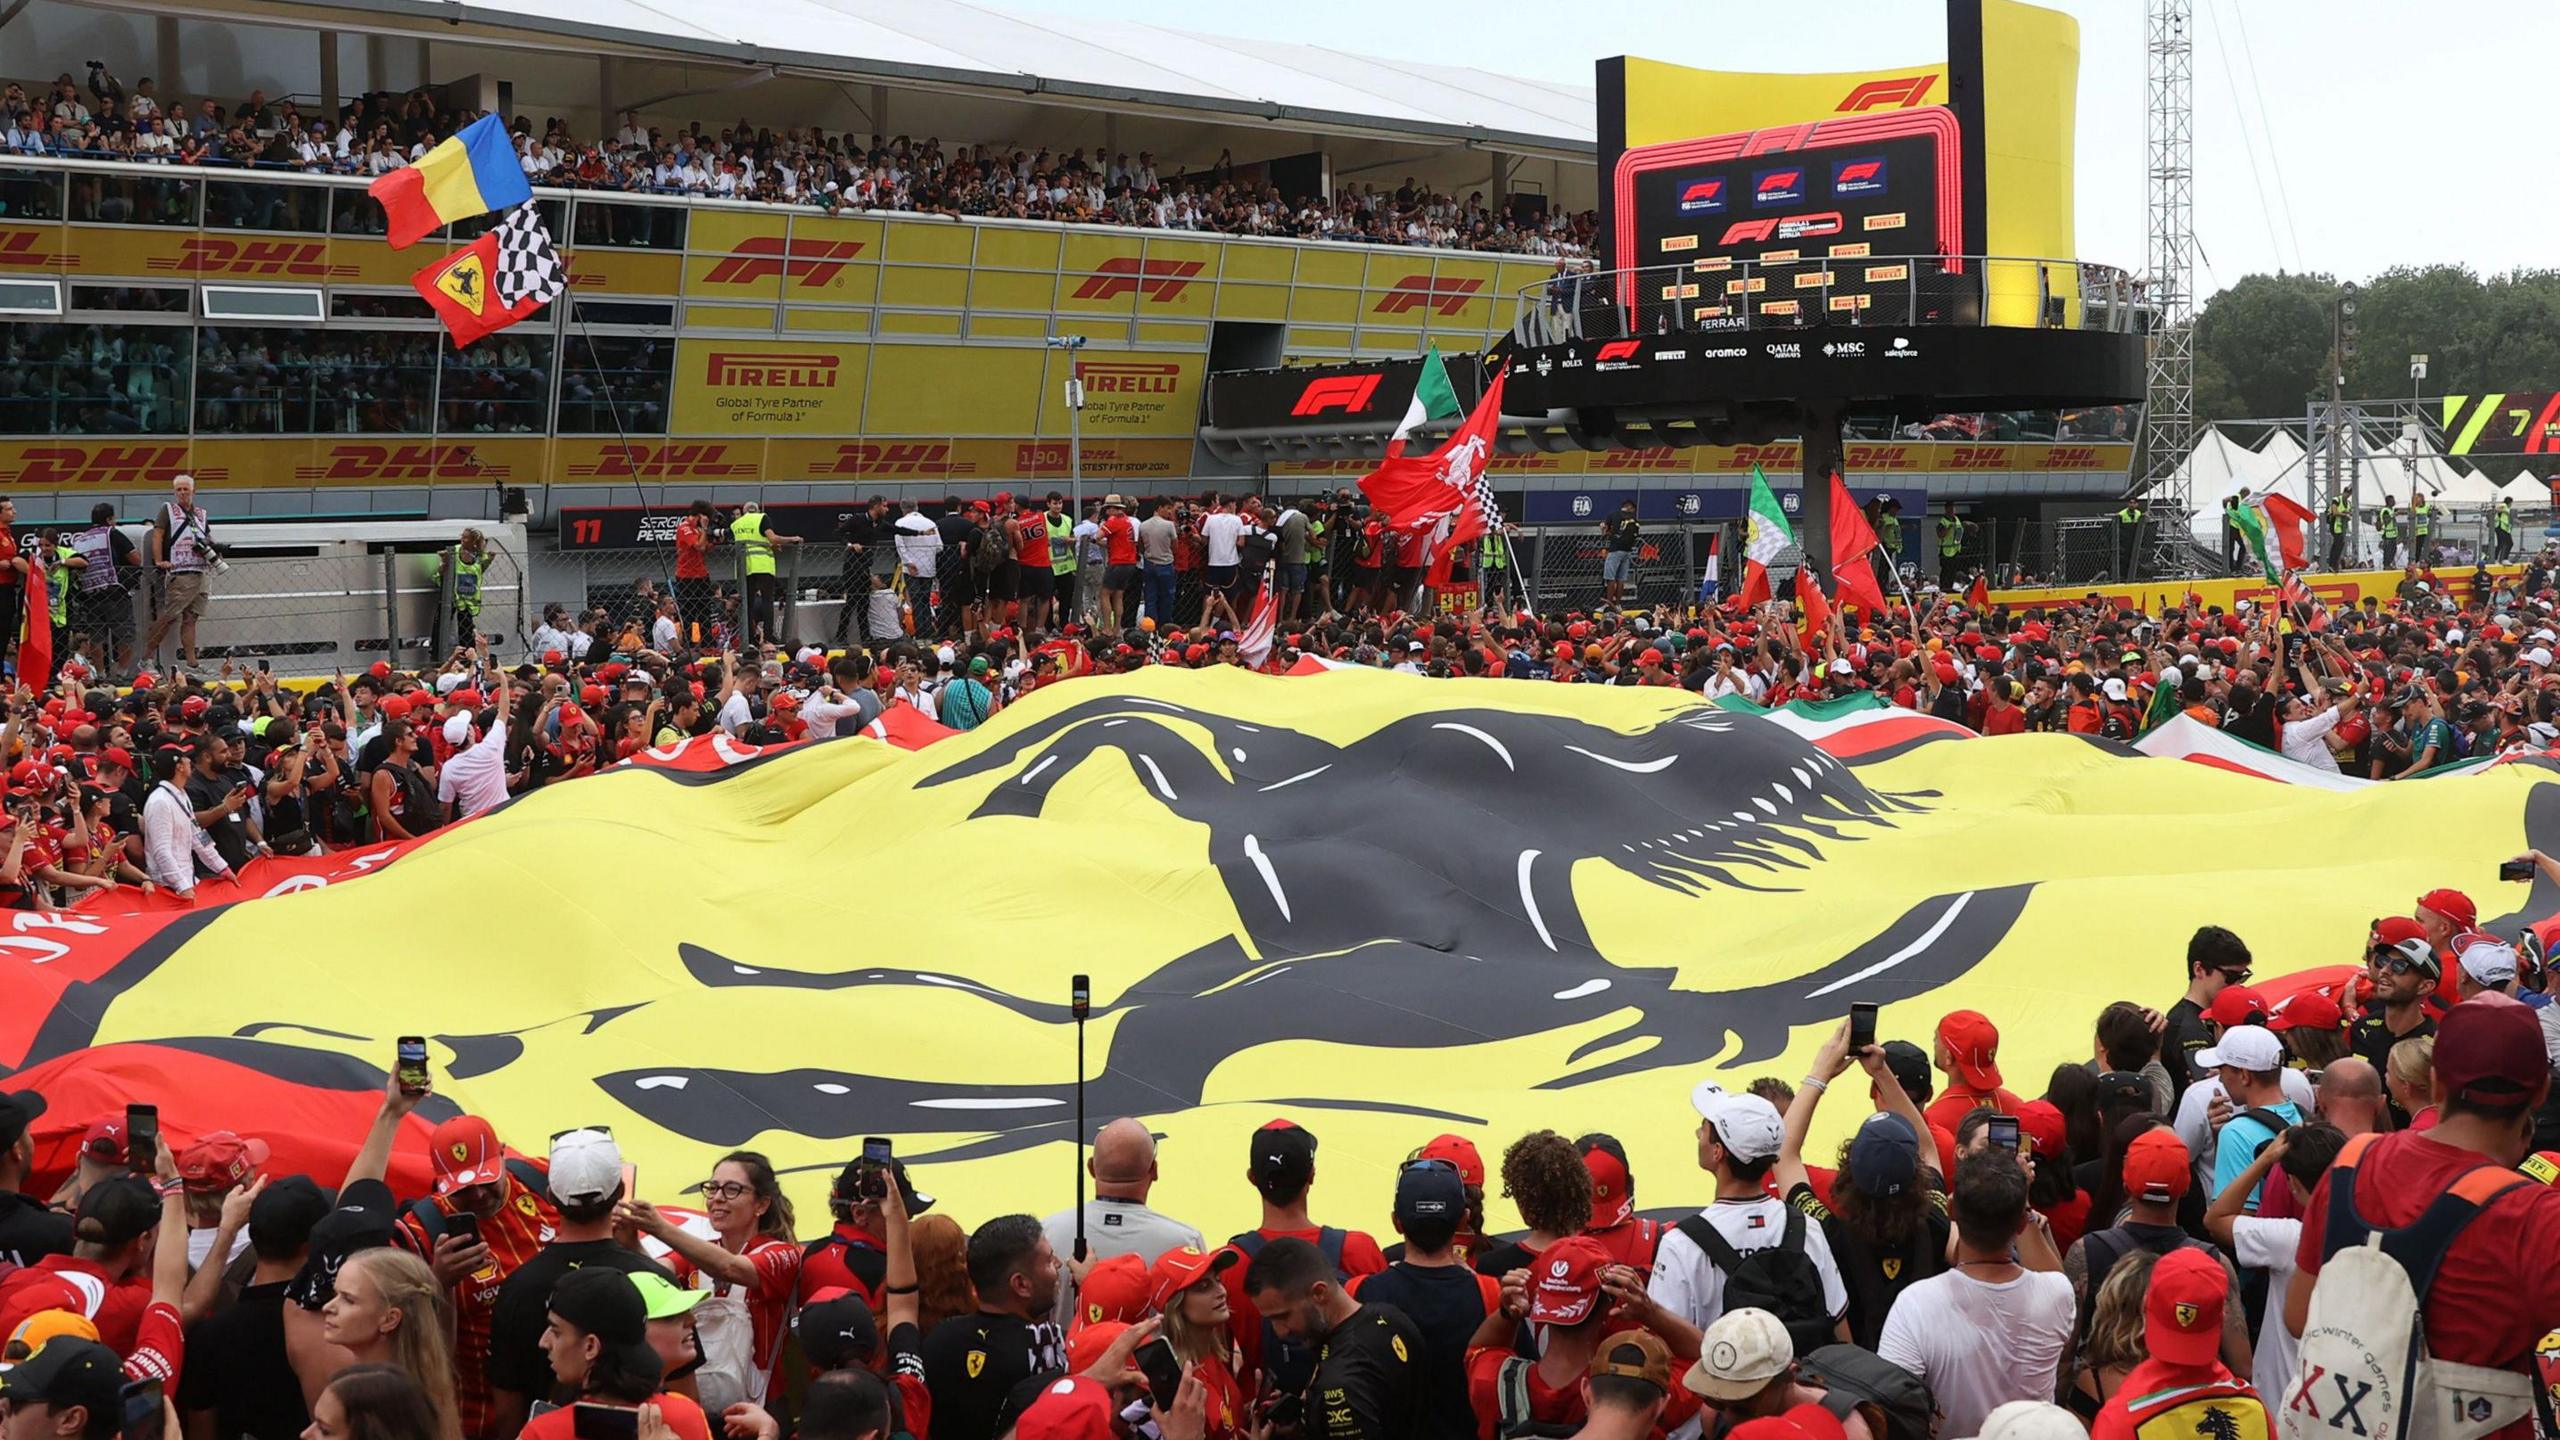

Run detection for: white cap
[[2529, 647, 2553, 668], [2102, 677, 2129, 702], [547, 1128, 624, 1204], [935, 645, 956, 667], [2448, 629, 2466, 644], [2157, 663, 2182, 687], [1682, 1309, 1793, 1401], [1688, 1078, 1728, 1119], [436, 671, 465, 695], [1697, 1092, 1785, 1163], [2194, 1023, 2284, 1073], [442, 714, 472, 747], [1972, 1402, 2092, 1440], [1828, 658, 1853, 675], [2458, 936, 2520, 987]]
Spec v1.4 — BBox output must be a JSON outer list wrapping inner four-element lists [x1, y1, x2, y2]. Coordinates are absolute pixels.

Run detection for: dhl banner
[[1271, 440, 2132, 479], [4, 670, 2550, 1237], [1987, 564, 2527, 615], [0, 436, 1196, 490]]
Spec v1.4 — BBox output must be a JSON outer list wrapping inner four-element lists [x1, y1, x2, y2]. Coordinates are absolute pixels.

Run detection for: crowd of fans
[[0, 65, 1598, 259], [4, 914, 2555, 1440]]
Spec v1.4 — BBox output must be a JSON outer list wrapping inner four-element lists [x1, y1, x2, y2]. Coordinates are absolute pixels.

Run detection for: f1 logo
[[1289, 374, 1381, 416], [1837, 162, 1882, 186], [1837, 75, 1937, 111], [1595, 340, 1640, 362]]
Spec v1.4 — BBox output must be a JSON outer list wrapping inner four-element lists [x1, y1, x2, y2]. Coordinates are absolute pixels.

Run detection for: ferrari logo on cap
[[966, 1350, 986, 1379], [2175, 1302, 2199, 1327], [450, 1142, 469, 1161], [1086, 1303, 1102, 1323]]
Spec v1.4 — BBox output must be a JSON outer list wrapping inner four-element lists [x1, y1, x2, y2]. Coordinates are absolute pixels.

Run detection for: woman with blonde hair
[[315, 1248, 461, 1440], [2387, 1033, 2434, 1128], [2066, 1246, 2157, 1421], [910, 1214, 976, 1335], [1148, 1246, 1247, 1438]]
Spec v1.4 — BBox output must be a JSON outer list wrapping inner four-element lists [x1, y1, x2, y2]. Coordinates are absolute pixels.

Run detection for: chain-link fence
[[110, 547, 526, 676]]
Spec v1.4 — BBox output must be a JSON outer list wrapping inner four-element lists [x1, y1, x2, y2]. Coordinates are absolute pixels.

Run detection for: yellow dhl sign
[[1270, 441, 2135, 478]]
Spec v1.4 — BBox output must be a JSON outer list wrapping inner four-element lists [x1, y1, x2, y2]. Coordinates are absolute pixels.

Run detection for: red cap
[[1063, 1320, 1128, 1375], [580, 685, 605, 707], [428, 1115, 504, 1195], [368, 661, 392, 678], [1145, 1244, 1239, 1310], [2417, 889, 2478, 930], [2207, 984, 2269, 1029], [177, 1131, 270, 1191], [1639, 648, 1665, 666], [2268, 989, 2343, 1034], [2433, 993, 2550, 1107], [1728, 1404, 1850, 1440], [2014, 1100, 2066, 1161], [6, 759, 44, 794], [771, 692, 799, 710], [449, 689, 484, 710], [1416, 1134, 1485, 1189], [2145, 1246, 2228, 1366], [1936, 1009, 2001, 1090], [1526, 1235, 1611, 1325], [179, 695, 209, 717], [81, 1117, 125, 1163], [543, 649, 565, 666], [561, 704, 588, 727], [381, 695, 411, 719], [2122, 1127, 2192, 1204], [132, 673, 157, 690], [2372, 915, 2428, 948], [1072, 1253, 1150, 1329], [1011, 1377, 1116, 1440], [1583, 1143, 1635, 1230]]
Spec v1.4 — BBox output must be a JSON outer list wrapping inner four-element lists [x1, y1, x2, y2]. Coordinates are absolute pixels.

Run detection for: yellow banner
[[1988, 565, 2528, 615], [1055, 353, 1204, 437], [669, 338, 867, 435]]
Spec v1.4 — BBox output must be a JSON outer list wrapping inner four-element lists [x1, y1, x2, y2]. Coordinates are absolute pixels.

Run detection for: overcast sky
[[1017, 0, 2551, 292]]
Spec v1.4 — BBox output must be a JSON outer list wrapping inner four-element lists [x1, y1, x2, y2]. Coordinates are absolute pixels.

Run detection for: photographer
[[142, 474, 216, 675]]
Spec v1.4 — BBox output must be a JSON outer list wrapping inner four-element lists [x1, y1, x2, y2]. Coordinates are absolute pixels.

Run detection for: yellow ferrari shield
[[2175, 1302, 2199, 1328], [1880, 1257, 1902, 1280], [966, 1350, 986, 1379], [434, 251, 488, 315]]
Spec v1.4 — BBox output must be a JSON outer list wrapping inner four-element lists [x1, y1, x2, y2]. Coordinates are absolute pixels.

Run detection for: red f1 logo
[[1595, 340, 1641, 362], [1836, 161, 1883, 186], [1755, 170, 1802, 197], [1681, 181, 1722, 203], [1837, 75, 1937, 111], [1290, 375, 1382, 416]]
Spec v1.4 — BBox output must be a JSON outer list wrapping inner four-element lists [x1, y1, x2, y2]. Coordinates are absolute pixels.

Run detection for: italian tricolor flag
[[1737, 465, 1794, 607], [1389, 350, 1463, 455]]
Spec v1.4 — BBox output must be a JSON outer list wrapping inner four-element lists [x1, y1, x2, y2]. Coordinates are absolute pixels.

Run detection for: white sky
[[1012, 0, 2555, 289]]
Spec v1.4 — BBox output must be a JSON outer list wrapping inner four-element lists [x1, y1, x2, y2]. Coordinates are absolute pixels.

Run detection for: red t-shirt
[[1103, 515, 1138, 567], [797, 1222, 886, 1308], [0, 1256, 150, 1354], [2090, 1358, 2269, 1440], [520, 1395, 712, 1440], [0, 531, 20, 588], [1583, 1218, 1663, 1272], [2293, 1132, 2560, 1437], [1980, 704, 2025, 736], [674, 518, 710, 581], [394, 1177, 557, 1440], [1012, 513, 1050, 567], [1924, 1085, 2024, 1135], [1463, 1334, 1701, 1440], [122, 1300, 184, 1388], [670, 1235, 804, 1401], [2036, 1188, 2092, 1251], [1396, 528, 1429, 567], [1217, 1226, 1387, 1381]]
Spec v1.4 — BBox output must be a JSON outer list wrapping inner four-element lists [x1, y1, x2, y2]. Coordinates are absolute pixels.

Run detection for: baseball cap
[[2146, 1246, 2228, 1366], [247, 1175, 333, 1254], [797, 1288, 879, 1371], [5, 1309, 99, 1354], [1589, 1329, 1675, 1393], [1064, 1319, 1128, 1375], [1975, 1402, 2092, 1440], [1845, 1112, 1919, 1198], [546, 1268, 656, 1379], [1683, 1307, 1794, 1401], [284, 1178, 397, 1310], [1010, 1376, 1116, 1440], [2268, 990, 2344, 1034], [176, 1131, 270, 1192], [1878, 1040, 1932, 1103], [1698, 1092, 1785, 1164], [2455, 933, 2521, 988], [1072, 1252, 1150, 1329], [1414, 1134, 1485, 1188], [430, 1116, 506, 1195], [2194, 1024, 2284, 1074], [2122, 1128, 2193, 1204], [628, 1272, 706, 1322], [74, 1175, 157, 1249], [0, 1087, 46, 1149], [0, 1336, 122, 1420], [2433, 993, 2550, 1107], [2093, 1070, 2152, 1111], [1937, 1010, 2002, 1090], [2015, 1101, 2067, 1161], [1393, 1158, 1468, 1228], [1247, 1119, 1317, 1200], [1525, 1235, 1611, 1326], [2418, 889, 2478, 930], [1145, 1245, 1239, 1311], [2207, 984, 2269, 1029], [546, 1127, 623, 1204], [1729, 1405, 1849, 1440], [2372, 916, 2438, 972], [1581, 1138, 1636, 1229]]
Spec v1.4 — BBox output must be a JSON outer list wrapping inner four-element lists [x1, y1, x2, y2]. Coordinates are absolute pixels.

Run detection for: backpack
[[2125, 1373, 2272, 1440], [2280, 1133, 2545, 1440], [2100, 703, 2136, 741], [970, 530, 1005, 579], [1236, 524, 1278, 579], [1677, 1210, 1833, 1358], [1490, 1356, 1582, 1439], [1229, 1228, 1348, 1399], [1800, 1343, 1937, 1440]]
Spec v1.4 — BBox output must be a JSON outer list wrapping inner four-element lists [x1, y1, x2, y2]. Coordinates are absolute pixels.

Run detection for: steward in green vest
[[729, 504, 798, 646], [428, 527, 490, 647]]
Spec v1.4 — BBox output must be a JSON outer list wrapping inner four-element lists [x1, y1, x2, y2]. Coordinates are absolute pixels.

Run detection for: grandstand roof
[[244, 0, 1597, 157]]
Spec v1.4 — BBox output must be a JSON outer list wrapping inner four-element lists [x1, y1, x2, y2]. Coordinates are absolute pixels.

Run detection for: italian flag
[[1389, 350, 1463, 455], [1737, 464, 1793, 607]]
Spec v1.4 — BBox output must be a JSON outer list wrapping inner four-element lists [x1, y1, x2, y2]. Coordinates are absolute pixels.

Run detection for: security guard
[[2375, 502, 2402, 569], [1874, 494, 1904, 595], [2411, 494, 2434, 565], [2115, 499, 2146, 581], [427, 527, 489, 650], [728, 503, 799, 647], [2325, 493, 2351, 571], [1935, 506, 1966, 587], [1479, 522, 1513, 605], [1045, 492, 1078, 624], [2495, 496, 2516, 562]]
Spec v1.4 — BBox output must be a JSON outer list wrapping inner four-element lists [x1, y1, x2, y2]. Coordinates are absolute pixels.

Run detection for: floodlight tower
[[2138, 0, 2195, 548]]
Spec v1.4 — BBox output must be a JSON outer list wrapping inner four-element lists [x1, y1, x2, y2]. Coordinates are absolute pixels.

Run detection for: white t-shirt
[[1201, 512, 1244, 567], [187, 1224, 251, 1270], [435, 721, 511, 819], [1874, 1267, 2075, 1440], [2170, 1070, 2316, 1190], [1644, 1195, 1848, 1331], [716, 691, 754, 735], [2231, 1215, 2302, 1406]]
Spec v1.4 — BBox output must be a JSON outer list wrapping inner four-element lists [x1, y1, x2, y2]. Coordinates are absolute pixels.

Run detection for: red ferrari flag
[[412, 231, 540, 348], [1795, 567, 1832, 635], [1827, 472, 1892, 615], [1359, 370, 1507, 540], [2259, 492, 2318, 572], [1965, 572, 1991, 609], [16, 560, 48, 690]]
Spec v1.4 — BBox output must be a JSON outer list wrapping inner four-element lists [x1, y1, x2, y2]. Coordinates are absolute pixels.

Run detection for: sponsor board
[[1830, 157, 1888, 197], [1276, 442, 2129, 480], [1370, 275, 1484, 316], [1989, 565, 2526, 617], [672, 338, 865, 434], [1059, 356, 1202, 436]]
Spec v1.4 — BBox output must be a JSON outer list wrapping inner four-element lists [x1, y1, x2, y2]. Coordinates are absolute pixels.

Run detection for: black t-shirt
[[920, 1310, 1062, 1440], [178, 1280, 308, 1440], [1345, 1265, 1484, 1440], [1603, 516, 1640, 552], [2352, 1003, 2439, 1123], [487, 1240, 676, 1401], [1468, 1238, 1540, 1279], [0, 1190, 73, 1270], [1301, 1302, 1423, 1440], [2161, 997, 2213, 1094]]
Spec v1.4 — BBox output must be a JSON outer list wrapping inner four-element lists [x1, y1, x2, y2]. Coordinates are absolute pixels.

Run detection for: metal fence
[[106, 547, 525, 675]]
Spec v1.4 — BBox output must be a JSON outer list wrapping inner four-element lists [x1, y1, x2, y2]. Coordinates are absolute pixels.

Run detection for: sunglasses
[[2215, 967, 2253, 983], [547, 1124, 613, 1143], [1399, 1157, 1459, 1177], [2379, 955, 2427, 976]]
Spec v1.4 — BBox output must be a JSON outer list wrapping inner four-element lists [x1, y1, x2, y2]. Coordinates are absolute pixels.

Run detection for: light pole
[[1047, 334, 1088, 520]]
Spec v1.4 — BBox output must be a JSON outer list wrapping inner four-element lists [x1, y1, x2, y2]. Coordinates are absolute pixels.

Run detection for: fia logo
[[1572, 495, 1594, 518]]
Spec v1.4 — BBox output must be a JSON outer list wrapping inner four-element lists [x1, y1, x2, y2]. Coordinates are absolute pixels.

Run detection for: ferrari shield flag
[[1827, 471, 1892, 615], [413, 218, 556, 348]]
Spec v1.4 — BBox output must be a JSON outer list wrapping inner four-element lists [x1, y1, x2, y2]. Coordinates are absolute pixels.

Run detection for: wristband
[[882, 1283, 919, 1295], [1800, 1076, 1828, 1094], [153, 1178, 184, 1200]]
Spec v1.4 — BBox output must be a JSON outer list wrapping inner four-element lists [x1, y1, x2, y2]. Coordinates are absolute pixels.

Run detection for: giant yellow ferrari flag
[[8, 670, 2553, 1238]]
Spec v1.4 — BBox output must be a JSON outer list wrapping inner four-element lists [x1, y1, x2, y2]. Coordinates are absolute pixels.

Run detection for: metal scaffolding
[[2140, 0, 2196, 536]]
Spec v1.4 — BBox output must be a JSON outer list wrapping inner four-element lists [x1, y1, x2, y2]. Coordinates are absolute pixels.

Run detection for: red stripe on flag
[[369, 164, 440, 250]]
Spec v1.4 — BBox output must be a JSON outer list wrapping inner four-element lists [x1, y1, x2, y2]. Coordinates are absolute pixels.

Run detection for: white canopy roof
[[250, 0, 1595, 155], [2181, 424, 2524, 537]]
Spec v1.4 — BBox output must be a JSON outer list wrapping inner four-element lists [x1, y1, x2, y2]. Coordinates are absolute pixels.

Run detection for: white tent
[[2177, 431, 2287, 538]]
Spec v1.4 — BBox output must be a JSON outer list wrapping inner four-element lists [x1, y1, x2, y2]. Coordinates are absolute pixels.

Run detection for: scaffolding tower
[[2139, 0, 2196, 563]]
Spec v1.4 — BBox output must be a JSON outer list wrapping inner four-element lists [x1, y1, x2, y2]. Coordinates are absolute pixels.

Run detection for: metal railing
[[1513, 256, 2148, 347]]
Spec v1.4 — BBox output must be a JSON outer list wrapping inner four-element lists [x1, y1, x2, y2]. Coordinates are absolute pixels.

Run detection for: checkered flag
[[492, 204, 565, 309]]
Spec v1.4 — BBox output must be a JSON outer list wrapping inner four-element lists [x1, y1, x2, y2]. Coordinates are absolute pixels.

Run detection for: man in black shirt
[[2160, 924, 2251, 1093], [933, 498, 982, 638], [488, 1128, 672, 1436], [0, 1087, 72, 1271], [182, 731, 260, 872], [1245, 1234, 1423, 1440], [1345, 1161, 1488, 1440], [1601, 501, 1640, 607], [920, 1213, 1063, 1440], [2350, 920, 2442, 1124], [181, 1175, 331, 1440]]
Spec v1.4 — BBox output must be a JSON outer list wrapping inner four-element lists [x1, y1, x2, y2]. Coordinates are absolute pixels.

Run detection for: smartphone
[[861, 1135, 893, 1164], [121, 1378, 164, 1440], [570, 1404, 640, 1440], [1134, 1336, 1184, 1411], [1848, 1002, 1877, 1053], [618, 1162, 637, 1202], [1071, 973, 1091, 1020], [123, 1104, 157, 1172], [256, 658, 270, 674], [395, 1036, 430, 1097], [446, 1210, 480, 1245], [1986, 1114, 2021, 1151], [859, 1137, 892, 1199], [2502, 858, 2536, 883]]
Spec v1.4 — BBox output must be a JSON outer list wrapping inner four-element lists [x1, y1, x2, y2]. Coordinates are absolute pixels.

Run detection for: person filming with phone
[[512, 1269, 712, 1440], [140, 742, 231, 899]]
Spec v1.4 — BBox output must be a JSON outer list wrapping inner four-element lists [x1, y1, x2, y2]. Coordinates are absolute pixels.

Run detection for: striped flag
[[492, 203, 566, 309], [1238, 562, 1278, 668]]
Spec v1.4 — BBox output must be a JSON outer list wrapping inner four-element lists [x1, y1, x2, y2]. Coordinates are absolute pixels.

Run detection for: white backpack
[[687, 1278, 763, 1416], [2281, 1137, 2540, 1440]]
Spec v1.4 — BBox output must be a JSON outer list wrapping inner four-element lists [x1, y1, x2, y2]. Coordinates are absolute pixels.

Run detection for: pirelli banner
[[1267, 439, 2132, 479], [667, 341, 1204, 438], [0, 437, 1194, 492]]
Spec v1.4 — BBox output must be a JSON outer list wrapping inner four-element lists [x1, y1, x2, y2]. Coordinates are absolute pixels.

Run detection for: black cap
[[797, 1290, 880, 1372], [1393, 1160, 1466, 1224], [0, 1336, 122, 1419], [74, 1176, 157, 1250], [828, 1156, 934, 1217], [0, 1086, 43, 1148], [2093, 1070, 2152, 1112], [1247, 1120, 1317, 1201], [248, 1175, 334, 1254], [1879, 1039, 1933, 1105], [284, 1177, 396, 1310], [549, 1267, 647, 1345]]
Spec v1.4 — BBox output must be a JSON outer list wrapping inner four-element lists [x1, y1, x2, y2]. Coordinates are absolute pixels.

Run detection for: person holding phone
[[138, 742, 229, 899], [619, 1153, 803, 1412], [1771, 1019, 1950, 1351], [387, 1105, 556, 1440], [1144, 1245, 1247, 1440], [514, 1270, 712, 1440], [486, 1131, 674, 1440]]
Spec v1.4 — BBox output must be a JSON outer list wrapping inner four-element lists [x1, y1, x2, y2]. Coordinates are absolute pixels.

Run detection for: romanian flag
[[413, 231, 541, 347], [370, 115, 532, 250]]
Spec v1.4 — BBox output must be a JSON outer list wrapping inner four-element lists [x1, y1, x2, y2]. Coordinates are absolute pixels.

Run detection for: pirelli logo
[[699, 236, 867, 287], [707, 351, 840, 388], [1371, 276, 1484, 316], [824, 442, 974, 476], [1865, 264, 1912, 283], [566, 444, 759, 479], [0, 446, 212, 487], [1075, 361, 1182, 395], [1071, 257, 1205, 303], [0, 231, 67, 269], [146, 238, 357, 279], [291, 445, 508, 482]]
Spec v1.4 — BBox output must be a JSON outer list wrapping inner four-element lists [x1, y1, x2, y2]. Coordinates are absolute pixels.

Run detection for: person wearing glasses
[[618, 1151, 803, 1411], [2159, 925, 2254, 1094], [487, 1128, 675, 1440], [2348, 918, 2443, 1086]]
